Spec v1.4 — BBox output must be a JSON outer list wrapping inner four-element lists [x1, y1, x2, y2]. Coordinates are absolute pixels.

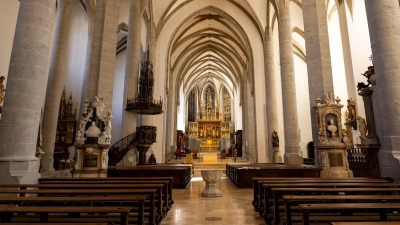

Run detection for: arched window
[[188, 90, 196, 122]]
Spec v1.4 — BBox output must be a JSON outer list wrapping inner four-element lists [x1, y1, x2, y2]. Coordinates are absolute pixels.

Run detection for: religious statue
[[0, 76, 5, 107], [98, 128, 111, 145], [85, 122, 101, 137], [357, 116, 368, 139], [346, 98, 356, 121], [327, 119, 337, 138], [318, 128, 325, 144], [75, 130, 84, 145], [200, 110, 203, 119], [272, 131, 279, 147], [102, 110, 114, 130], [92, 96, 105, 119], [147, 152, 157, 164], [325, 92, 334, 104], [342, 129, 352, 148]]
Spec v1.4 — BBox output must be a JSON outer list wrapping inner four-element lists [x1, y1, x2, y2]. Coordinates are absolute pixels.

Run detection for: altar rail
[[347, 147, 381, 178]]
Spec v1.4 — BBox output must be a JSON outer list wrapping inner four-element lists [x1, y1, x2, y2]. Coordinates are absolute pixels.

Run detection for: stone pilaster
[[264, 27, 279, 163], [0, 0, 56, 183], [364, 0, 400, 181], [358, 88, 378, 141], [85, 0, 120, 108], [278, 0, 302, 164], [41, 0, 75, 172], [303, 0, 334, 149], [122, 0, 141, 136]]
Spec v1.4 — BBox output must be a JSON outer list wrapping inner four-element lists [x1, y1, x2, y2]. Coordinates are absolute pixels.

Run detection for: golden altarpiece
[[188, 89, 231, 152]]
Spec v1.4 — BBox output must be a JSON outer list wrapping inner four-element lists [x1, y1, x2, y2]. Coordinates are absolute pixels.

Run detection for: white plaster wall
[[328, 12, 350, 136], [293, 56, 311, 156], [0, 0, 19, 82], [141, 18, 148, 51], [290, 2, 305, 32], [177, 85, 185, 130], [65, 2, 88, 117], [119, 0, 129, 24], [111, 50, 126, 144]]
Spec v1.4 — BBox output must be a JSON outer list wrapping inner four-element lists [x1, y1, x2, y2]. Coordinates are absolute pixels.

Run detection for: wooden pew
[[1, 223, 108, 225], [265, 183, 400, 224], [0, 183, 166, 221], [331, 222, 400, 225], [0, 206, 132, 225], [0, 188, 157, 225], [283, 195, 400, 225], [269, 187, 400, 225], [0, 196, 147, 224], [299, 202, 400, 225], [107, 165, 193, 189], [39, 177, 174, 209], [226, 164, 321, 188], [252, 177, 392, 212], [37, 179, 171, 216]]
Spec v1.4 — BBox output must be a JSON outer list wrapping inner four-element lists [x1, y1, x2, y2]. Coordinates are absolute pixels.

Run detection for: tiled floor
[[161, 176, 264, 225]]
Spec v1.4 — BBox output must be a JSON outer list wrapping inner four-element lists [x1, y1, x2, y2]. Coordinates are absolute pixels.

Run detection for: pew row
[[0, 188, 157, 225], [252, 177, 392, 212], [227, 164, 321, 188], [38, 177, 174, 208]]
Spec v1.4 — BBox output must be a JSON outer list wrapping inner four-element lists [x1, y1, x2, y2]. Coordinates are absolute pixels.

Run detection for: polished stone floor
[[161, 176, 264, 225]]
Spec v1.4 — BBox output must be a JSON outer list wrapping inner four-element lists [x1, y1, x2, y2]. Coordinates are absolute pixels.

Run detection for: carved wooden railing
[[108, 132, 139, 166], [347, 147, 381, 177]]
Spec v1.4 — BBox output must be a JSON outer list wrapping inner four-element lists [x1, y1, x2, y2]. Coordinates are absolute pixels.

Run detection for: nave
[[162, 175, 262, 225]]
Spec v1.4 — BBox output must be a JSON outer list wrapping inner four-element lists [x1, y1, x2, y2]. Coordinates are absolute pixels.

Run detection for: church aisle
[[161, 176, 263, 225]]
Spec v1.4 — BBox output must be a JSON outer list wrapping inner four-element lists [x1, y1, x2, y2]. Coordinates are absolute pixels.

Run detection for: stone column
[[264, 27, 279, 163], [278, 0, 302, 164], [364, 0, 400, 180], [358, 88, 378, 141], [302, 0, 334, 147], [41, 0, 75, 172], [121, 0, 141, 137], [85, 0, 120, 108], [0, 0, 55, 183]]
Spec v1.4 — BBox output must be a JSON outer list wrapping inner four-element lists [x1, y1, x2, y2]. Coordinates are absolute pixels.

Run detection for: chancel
[[1, 0, 400, 224]]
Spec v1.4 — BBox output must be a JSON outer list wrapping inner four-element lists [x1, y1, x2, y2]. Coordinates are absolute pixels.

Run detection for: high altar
[[188, 109, 230, 153]]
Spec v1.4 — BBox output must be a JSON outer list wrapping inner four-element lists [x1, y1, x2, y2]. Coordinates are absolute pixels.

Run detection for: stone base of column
[[284, 154, 303, 164], [379, 150, 400, 181], [317, 145, 353, 178], [0, 160, 40, 184], [273, 147, 282, 163], [40, 157, 55, 173]]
